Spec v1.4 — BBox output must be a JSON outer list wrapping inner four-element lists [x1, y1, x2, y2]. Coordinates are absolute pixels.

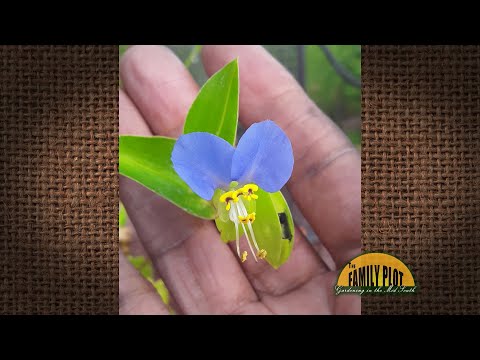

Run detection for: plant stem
[[184, 45, 203, 69]]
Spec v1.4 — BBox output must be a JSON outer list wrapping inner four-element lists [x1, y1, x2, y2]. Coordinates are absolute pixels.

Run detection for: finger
[[335, 294, 361, 315], [119, 90, 152, 136], [202, 45, 361, 267], [119, 90, 158, 262], [119, 252, 169, 315], [120, 45, 198, 138], [119, 46, 259, 314], [229, 226, 329, 296]]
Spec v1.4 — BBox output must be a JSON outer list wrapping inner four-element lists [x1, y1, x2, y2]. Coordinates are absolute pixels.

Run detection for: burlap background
[[362, 45, 480, 314], [0, 46, 118, 314]]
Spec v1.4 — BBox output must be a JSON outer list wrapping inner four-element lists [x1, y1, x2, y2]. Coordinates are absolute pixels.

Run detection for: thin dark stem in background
[[318, 45, 361, 88], [296, 45, 305, 88]]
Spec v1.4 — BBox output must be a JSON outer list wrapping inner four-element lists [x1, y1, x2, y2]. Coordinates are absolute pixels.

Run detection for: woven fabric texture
[[0, 46, 118, 314], [362, 45, 480, 314]]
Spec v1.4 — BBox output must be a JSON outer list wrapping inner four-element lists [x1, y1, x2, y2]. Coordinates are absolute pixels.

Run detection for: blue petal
[[231, 120, 294, 192], [171, 132, 234, 200]]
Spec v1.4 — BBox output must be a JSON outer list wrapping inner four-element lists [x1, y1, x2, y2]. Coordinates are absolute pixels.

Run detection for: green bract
[[214, 189, 294, 269]]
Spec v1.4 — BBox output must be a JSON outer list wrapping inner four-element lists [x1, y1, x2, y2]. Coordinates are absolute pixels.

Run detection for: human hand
[[119, 45, 361, 315]]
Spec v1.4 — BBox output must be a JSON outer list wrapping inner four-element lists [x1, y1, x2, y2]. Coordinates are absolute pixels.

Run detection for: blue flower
[[171, 120, 294, 262]]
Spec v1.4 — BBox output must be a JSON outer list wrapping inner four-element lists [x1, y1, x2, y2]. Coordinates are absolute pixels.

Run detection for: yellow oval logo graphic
[[335, 252, 418, 296]]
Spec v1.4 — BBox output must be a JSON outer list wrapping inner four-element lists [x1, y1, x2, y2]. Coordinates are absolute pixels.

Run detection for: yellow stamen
[[257, 249, 267, 259], [238, 215, 249, 224], [219, 190, 239, 211], [241, 251, 248, 262], [233, 189, 244, 198], [243, 184, 259, 192], [238, 212, 256, 224], [219, 191, 233, 203], [241, 184, 259, 201]]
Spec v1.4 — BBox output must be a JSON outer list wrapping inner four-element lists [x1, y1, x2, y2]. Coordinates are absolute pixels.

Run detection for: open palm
[[119, 45, 361, 314]]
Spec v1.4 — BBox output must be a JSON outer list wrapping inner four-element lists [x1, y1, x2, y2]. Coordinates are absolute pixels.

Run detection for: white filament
[[237, 199, 260, 252], [235, 201, 257, 261], [247, 221, 259, 252], [227, 195, 261, 262], [229, 204, 240, 258], [242, 221, 257, 261]]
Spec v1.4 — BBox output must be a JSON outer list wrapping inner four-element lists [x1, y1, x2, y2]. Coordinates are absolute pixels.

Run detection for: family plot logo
[[334, 252, 418, 296]]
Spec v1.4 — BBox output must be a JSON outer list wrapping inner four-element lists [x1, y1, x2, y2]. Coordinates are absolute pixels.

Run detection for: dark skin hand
[[119, 45, 361, 315]]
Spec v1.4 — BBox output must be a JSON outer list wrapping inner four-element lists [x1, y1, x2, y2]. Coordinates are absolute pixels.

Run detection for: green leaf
[[127, 255, 172, 309], [119, 202, 127, 227], [119, 135, 216, 219], [128, 255, 154, 279], [183, 58, 239, 145], [214, 189, 295, 269], [151, 279, 170, 306]]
